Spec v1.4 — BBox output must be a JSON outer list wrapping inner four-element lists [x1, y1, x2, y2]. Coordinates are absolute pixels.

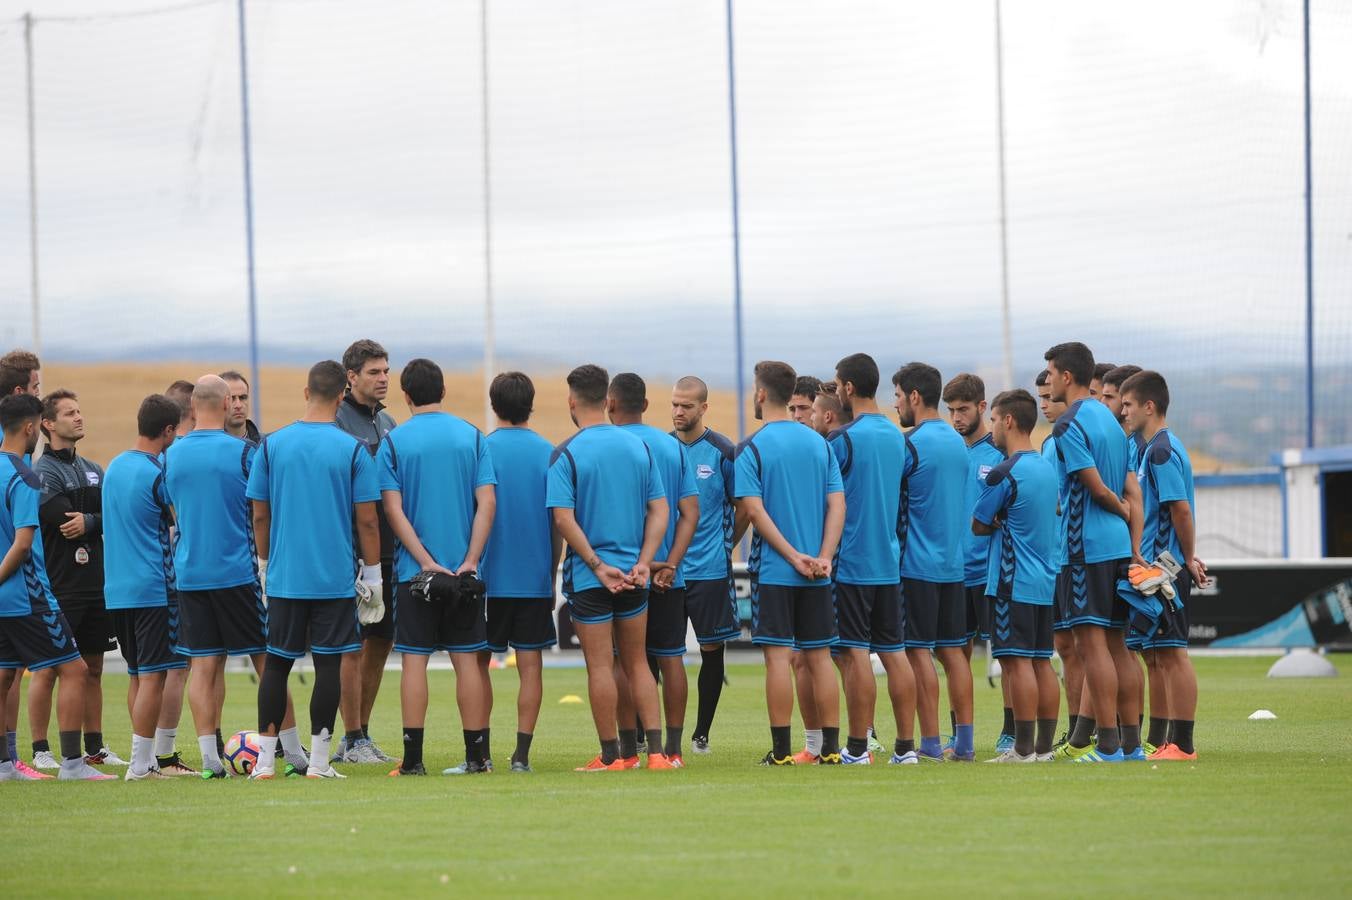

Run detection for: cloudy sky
[[0, 0, 1349, 401]]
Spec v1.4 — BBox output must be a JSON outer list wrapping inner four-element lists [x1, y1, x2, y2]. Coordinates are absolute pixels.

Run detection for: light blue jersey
[[164, 429, 258, 591], [0, 453, 59, 617], [829, 414, 905, 585], [973, 451, 1060, 606], [246, 421, 380, 600], [482, 427, 555, 599], [1041, 434, 1067, 566], [377, 412, 496, 584], [103, 450, 175, 610], [673, 428, 735, 582], [899, 419, 969, 584], [962, 432, 1006, 587], [1138, 428, 1195, 564], [621, 423, 698, 589], [1053, 398, 1132, 564]]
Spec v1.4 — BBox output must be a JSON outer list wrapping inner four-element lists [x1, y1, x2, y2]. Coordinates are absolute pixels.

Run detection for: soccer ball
[[223, 730, 263, 775]]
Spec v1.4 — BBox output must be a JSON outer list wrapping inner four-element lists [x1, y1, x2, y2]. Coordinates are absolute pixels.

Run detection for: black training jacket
[[34, 446, 105, 604]]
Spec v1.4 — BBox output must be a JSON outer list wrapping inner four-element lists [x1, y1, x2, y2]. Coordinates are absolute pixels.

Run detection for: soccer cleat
[[888, 751, 920, 765], [995, 733, 1016, 754], [1051, 731, 1069, 751], [1035, 752, 1055, 762], [692, 736, 711, 755], [985, 749, 1037, 763], [284, 754, 309, 776], [200, 766, 231, 780], [574, 756, 626, 772], [86, 747, 129, 766], [247, 768, 275, 780], [1143, 741, 1159, 757], [8, 760, 53, 780], [342, 738, 386, 764], [1072, 747, 1125, 763], [58, 761, 117, 781], [916, 748, 946, 763], [667, 754, 684, 769], [1150, 744, 1197, 761], [635, 734, 647, 755], [1053, 742, 1095, 762], [284, 764, 305, 778], [646, 753, 677, 770], [758, 751, 795, 766], [442, 759, 491, 775], [950, 750, 976, 763], [306, 765, 347, 779], [840, 748, 873, 765], [366, 739, 396, 763], [866, 728, 885, 755], [157, 753, 199, 776], [329, 735, 348, 763], [790, 749, 820, 765], [941, 735, 955, 759], [389, 763, 427, 776], [818, 751, 842, 765], [32, 749, 59, 769], [1122, 746, 1149, 762], [125, 766, 168, 781], [509, 761, 532, 773]]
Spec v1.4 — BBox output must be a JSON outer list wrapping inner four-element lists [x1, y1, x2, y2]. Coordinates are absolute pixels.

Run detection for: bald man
[[164, 376, 303, 777]]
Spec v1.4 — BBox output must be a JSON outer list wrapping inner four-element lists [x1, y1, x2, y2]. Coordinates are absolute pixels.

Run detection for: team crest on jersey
[[696, 464, 715, 480], [85, 471, 100, 486], [978, 464, 992, 480]]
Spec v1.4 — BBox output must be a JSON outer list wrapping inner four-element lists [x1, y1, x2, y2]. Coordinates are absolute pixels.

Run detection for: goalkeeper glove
[[257, 558, 268, 608], [355, 561, 384, 625]]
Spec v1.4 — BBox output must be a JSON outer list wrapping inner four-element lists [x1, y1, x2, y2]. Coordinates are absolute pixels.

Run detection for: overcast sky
[[0, 0, 1349, 395]]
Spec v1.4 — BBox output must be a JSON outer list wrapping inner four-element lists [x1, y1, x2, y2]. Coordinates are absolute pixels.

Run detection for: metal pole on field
[[725, 0, 746, 440], [1302, 0, 1314, 449], [480, 0, 496, 429], [236, 0, 262, 423], [994, 0, 1013, 392], [24, 13, 41, 355]]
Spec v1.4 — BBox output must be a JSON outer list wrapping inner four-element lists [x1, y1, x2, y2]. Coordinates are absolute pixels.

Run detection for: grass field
[[7, 654, 1351, 897]]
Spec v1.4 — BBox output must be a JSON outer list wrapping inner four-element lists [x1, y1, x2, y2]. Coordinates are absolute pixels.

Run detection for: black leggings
[[257, 653, 342, 737]]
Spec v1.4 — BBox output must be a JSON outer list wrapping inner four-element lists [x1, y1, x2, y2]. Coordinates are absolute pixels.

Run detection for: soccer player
[[30, 390, 123, 769], [1098, 365, 1142, 430], [103, 395, 194, 780], [1044, 342, 1144, 762], [736, 360, 844, 766], [332, 340, 397, 763], [831, 354, 916, 765], [481, 372, 560, 773], [669, 375, 740, 754], [247, 361, 383, 780], [943, 372, 1011, 751], [220, 370, 263, 443], [607, 373, 698, 763], [788, 376, 820, 427], [0, 394, 110, 780], [165, 381, 196, 438], [893, 362, 975, 761], [166, 375, 303, 778], [549, 364, 670, 771], [1037, 369, 1080, 745], [972, 390, 1062, 762], [1120, 370, 1205, 761], [810, 383, 852, 436], [380, 359, 496, 776], [1089, 362, 1115, 399]]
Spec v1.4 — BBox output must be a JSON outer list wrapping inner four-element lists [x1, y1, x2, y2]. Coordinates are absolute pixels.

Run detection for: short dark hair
[[1043, 342, 1095, 387], [991, 389, 1038, 434], [1092, 362, 1116, 383], [307, 360, 348, 401], [674, 375, 708, 403], [892, 362, 942, 409], [942, 372, 985, 406], [1034, 369, 1050, 388], [815, 386, 845, 416], [756, 361, 798, 407], [490, 372, 534, 424], [0, 393, 42, 434], [342, 339, 388, 374], [791, 375, 820, 401], [1120, 369, 1170, 416], [835, 353, 879, 399], [1102, 364, 1143, 390], [136, 394, 181, 439], [400, 358, 444, 407], [219, 370, 249, 387], [0, 349, 40, 397], [164, 380, 195, 422], [40, 389, 77, 437], [608, 373, 646, 415], [567, 364, 610, 406]]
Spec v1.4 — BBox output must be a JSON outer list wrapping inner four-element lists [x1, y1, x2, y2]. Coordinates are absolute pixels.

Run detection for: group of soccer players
[[0, 336, 1203, 781]]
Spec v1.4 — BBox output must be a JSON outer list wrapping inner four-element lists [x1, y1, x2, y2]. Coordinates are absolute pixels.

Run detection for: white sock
[[805, 729, 823, 756], [309, 730, 331, 772], [198, 735, 222, 773], [255, 735, 279, 773], [279, 727, 303, 759], [153, 727, 176, 757], [132, 734, 156, 775]]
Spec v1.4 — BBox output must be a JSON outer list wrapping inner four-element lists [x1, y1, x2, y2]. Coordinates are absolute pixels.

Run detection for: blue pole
[[237, 0, 262, 424], [1302, 0, 1314, 449], [725, 0, 746, 440]]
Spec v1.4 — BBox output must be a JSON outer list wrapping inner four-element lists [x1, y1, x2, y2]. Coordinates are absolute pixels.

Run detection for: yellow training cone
[[559, 694, 583, 704]]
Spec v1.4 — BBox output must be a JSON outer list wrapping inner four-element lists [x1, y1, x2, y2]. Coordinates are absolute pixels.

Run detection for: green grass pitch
[[7, 654, 1351, 897]]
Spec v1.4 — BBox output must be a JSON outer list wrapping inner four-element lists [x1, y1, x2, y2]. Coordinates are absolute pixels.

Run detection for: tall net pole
[[994, 0, 1014, 392], [481, 0, 496, 429], [24, 13, 41, 355], [725, 0, 746, 439], [236, 0, 262, 422]]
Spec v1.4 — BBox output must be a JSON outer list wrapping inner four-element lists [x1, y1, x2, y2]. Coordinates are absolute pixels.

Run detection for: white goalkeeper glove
[[257, 558, 268, 608], [355, 561, 384, 626], [1128, 551, 1181, 601]]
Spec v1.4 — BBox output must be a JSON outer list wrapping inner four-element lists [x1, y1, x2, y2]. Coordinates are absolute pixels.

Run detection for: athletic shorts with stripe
[[0, 609, 81, 671], [835, 582, 904, 653], [903, 578, 967, 650], [115, 605, 187, 676], [394, 581, 488, 654], [265, 596, 361, 658], [486, 596, 557, 653], [177, 584, 266, 657], [751, 581, 836, 650]]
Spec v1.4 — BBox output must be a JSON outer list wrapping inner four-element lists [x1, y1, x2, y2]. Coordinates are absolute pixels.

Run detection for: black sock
[[59, 730, 81, 762], [1170, 719, 1195, 754], [821, 727, 840, 756], [215, 728, 225, 759], [32, 738, 49, 755], [512, 732, 534, 766], [847, 736, 868, 757], [645, 729, 663, 756], [482, 727, 491, 762], [1068, 713, 1079, 736], [1001, 707, 1016, 738], [257, 653, 294, 735], [1147, 716, 1169, 748], [344, 729, 364, 747], [1036, 718, 1058, 755], [664, 726, 682, 758], [0, 740, 8, 764], [600, 739, 621, 765], [619, 729, 637, 759], [309, 653, 342, 738], [771, 725, 791, 758], [1096, 723, 1121, 754], [1120, 724, 1141, 755], [693, 646, 725, 740], [402, 728, 424, 770], [84, 731, 103, 757], [949, 709, 957, 735], [361, 724, 370, 740], [1069, 715, 1096, 749], [1014, 720, 1035, 757], [463, 730, 484, 764], [895, 738, 915, 756]]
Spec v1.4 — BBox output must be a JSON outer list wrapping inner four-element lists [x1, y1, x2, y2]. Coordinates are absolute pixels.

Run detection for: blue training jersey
[[973, 450, 1060, 606], [899, 418, 969, 584], [735, 420, 843, 588], [164, 429, 259, 591], [547, 425, 665, 595], [246, 421, 381, 600], [673, 428, 735, 582], [0, 452, 60, 617], [377, 412, 496, 585], [1137, 428, 1195, 565], [103, 450, 175, 610], [1053, 398, 1132, 564], [621, 423, 698, 589], [829, 413, 905, 585], [482, 427, 555, 599], [962, 432, 1006, 587], [1041, 434, 1067, 567]]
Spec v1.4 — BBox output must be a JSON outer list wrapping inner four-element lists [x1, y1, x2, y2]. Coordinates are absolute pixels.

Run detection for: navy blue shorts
[[60, 597, 117, 656], [178, 585, 266, 657], [394, 581, 487, 655], [990, 597, 1055, 659], [903, 579, 968, 650], [265, 597, 361, 659], [966, 583, 991, 642], [357, 560, 396, 642], [568, 588, 647, 626], [646, 587, 687, 657], [1143, 572, 1192, 650], [684, 578, 741, 645], [1061, 559, 1129, 630], [835, 582, 904, 653], [751, 581, 836, 650], [0, 608, 81, 672], [115, 606, 187, 676], [486, 597, 557, 653]]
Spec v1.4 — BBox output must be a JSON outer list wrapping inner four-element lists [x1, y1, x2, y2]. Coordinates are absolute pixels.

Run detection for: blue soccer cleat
[[1072, 747, 1125, 763], [995, 733, 1015, 754], [840, 748, 873, 765]]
